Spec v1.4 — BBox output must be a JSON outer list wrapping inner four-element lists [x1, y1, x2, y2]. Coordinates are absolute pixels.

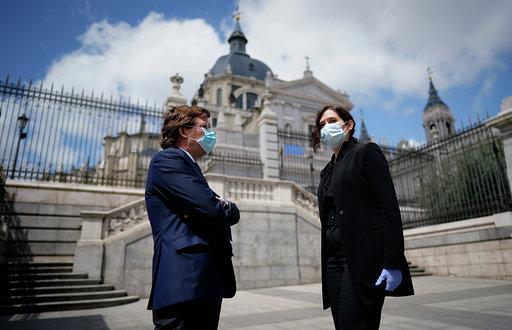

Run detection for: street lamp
[[11, 114, 29, 179]]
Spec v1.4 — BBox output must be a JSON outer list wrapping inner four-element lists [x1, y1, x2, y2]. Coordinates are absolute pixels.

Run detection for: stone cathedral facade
[[98, 17, 354, 183]]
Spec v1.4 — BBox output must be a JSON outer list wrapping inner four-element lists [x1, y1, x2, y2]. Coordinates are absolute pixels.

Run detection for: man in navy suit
[[145, 105, 240, 329]]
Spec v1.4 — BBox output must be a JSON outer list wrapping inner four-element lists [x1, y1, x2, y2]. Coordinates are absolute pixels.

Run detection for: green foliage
[[417, 140, 510, 223]]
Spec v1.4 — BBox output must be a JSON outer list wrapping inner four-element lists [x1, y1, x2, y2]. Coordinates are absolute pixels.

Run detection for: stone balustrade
[[205, 174, 319, 221], [74, 197, 146, 278]]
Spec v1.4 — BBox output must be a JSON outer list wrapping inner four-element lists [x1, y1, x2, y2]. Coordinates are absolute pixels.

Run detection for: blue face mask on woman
[[190, 127, 216, 154], [320, 122, 348, 148]]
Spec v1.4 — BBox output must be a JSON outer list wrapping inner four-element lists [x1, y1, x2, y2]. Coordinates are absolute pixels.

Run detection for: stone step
[[0, 266, 73, 274], [410, 271, 433, 276], [7, 228, 81, 242], [8, 202, 84, 218], [0, 295, 139, 315], [6, 241, 76, 256], [1, 289, 128, 304], [2, 273, 88, 281], [10, 214, 82, 229], [8, 284, 115, 296], [8, 278, 101, 288], [5, 262, 73, 267], [6, 256, 74, 263], [408, 262, 432, 277]]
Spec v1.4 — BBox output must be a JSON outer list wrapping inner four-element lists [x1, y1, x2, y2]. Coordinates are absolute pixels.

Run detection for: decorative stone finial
[[304, 55, 313, 78], [166, 73, 187, 110], [170, 73, 184, 97]]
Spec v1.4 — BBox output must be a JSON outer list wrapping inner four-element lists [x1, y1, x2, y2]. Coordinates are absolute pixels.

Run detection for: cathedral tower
[[423, 74, 455, 143]]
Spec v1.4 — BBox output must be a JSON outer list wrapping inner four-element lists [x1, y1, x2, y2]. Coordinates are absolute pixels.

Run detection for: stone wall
[[232, 203, 321, 289], [3, 180, 143, 262], [404, 212, 512, 280], [98, 201, 322, 298], [6, 181, 144, 215]]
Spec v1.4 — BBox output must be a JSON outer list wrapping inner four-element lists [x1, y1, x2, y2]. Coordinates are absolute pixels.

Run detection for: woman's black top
[[319, 138, 359, 268]]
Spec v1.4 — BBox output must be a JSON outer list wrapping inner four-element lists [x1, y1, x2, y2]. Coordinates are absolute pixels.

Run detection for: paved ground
[[1, 275, 512, 329]]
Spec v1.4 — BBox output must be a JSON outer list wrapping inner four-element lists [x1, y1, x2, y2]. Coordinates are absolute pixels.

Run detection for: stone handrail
[[103, 197, 147, 237], [75, 197, 147, 278], [79, 197, 146, 240], [291, 184, 319, 219]]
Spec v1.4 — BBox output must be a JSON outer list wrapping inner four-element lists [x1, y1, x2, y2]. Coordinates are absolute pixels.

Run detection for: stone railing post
[[73, 210, 107, 279], [258, 91, 280, 179], [486, 95, 512, 192]]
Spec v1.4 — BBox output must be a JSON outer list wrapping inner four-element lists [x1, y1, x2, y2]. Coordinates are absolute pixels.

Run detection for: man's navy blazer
[[145, 146, 239, 311]]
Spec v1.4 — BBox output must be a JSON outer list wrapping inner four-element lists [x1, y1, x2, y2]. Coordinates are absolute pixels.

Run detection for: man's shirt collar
[[178, 147, 196, 163]]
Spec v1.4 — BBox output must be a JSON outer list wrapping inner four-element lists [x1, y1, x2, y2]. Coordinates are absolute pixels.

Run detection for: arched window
[[249, 63, 255, 71], [246, 92, 258, 110], [236, 95, 243, 109], [216, 88, 222, 106], [446, 122, 451, 135]]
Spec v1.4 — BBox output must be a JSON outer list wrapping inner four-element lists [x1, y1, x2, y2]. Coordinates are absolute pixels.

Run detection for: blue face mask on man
[[320, 121, 348, 148], [190, 127, 216, 154]]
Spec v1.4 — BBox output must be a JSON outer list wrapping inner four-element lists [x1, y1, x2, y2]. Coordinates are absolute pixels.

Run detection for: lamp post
[[11, 114, 29, 179]]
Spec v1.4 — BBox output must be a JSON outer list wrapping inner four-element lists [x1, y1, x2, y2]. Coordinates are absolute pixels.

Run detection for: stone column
[[73, 211, 107, 279], [258, 91, 279, 179], [486, 95, 512, 192]]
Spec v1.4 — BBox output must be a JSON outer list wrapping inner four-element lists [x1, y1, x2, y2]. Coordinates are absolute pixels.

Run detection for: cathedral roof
[[358, 111, 371, 143], [210, 20, 272, 81], [424, 78, 448, 112]]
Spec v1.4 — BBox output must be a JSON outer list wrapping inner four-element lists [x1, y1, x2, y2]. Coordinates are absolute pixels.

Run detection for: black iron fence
[[277, 124, 511, 229], [0, 77, 165, 187], [389, 124, 511, 229], [277, 129, 332, 193], [0, 77, 266, 188]]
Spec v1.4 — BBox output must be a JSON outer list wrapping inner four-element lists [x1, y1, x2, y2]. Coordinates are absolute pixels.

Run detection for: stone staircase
[[408, 261, 432, 277], [0, 261, 138, 314], [0, 207, 139, 314]]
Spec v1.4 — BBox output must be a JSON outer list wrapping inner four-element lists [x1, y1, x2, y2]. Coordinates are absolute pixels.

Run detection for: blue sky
[[1, 0, 511, 146]]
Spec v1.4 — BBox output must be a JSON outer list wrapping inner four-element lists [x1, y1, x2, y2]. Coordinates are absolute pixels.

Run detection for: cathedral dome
[[210, 20, 272, 81], [211, 54, 272, 81]]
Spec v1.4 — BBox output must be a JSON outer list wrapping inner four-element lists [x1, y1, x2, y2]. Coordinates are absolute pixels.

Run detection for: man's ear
[[178, 126, 188, 139]]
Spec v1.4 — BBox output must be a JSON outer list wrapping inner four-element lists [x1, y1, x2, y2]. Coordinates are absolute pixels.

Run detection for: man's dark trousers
[[153, 298, 222, 330]]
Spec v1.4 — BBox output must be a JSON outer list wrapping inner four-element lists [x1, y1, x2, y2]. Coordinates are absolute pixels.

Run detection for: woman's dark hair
[[160, 105, 210, 149], [311, 104, 356, 152]]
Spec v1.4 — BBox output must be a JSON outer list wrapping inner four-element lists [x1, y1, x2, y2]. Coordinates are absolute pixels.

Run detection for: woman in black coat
[[312, 105, 414, 329]]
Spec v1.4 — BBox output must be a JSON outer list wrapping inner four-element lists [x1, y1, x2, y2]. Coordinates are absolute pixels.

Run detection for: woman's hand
[[375, 268, 402, 291]]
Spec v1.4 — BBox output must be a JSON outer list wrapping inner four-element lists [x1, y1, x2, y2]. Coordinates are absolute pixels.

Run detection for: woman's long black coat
[[317, 140, 414, 309]]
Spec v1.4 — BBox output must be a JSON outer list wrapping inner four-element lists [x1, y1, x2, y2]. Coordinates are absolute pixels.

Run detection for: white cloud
[[43, 12, 226, 105], [43, 1, 512, 110], [238, 0, 512, 103], [471, 74, 497, 115]]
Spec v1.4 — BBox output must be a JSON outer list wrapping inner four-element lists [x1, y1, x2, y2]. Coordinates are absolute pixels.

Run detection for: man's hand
[[216, 196, 231, 208], [375, 268, 402, 291]]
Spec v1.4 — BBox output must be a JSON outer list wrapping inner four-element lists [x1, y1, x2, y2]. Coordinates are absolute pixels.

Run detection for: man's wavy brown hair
[[160, 105, 210, 149], [311, 104, 355, 152]]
